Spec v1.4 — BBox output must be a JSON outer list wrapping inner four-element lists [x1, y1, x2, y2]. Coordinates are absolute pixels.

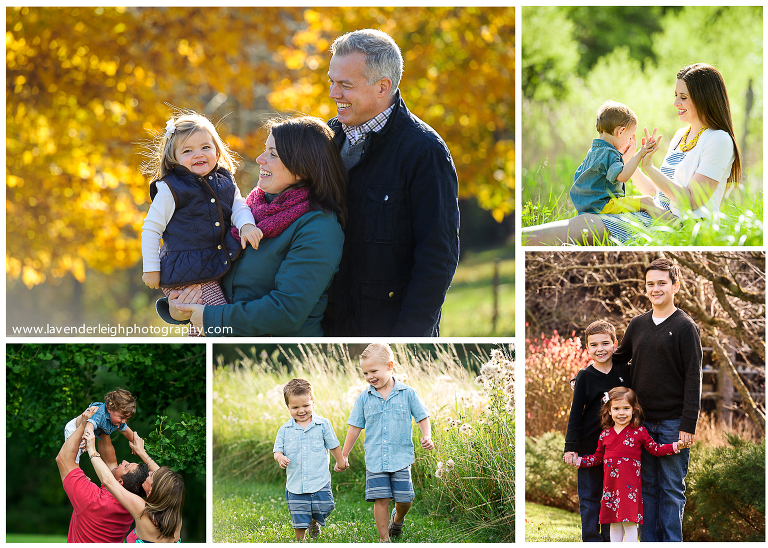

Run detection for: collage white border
[[4, 3, 765, 544]]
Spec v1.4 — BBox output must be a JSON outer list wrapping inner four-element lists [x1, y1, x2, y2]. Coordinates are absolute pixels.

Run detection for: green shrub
[[684, 435, 765, 542], [525, 432, 578, 512]]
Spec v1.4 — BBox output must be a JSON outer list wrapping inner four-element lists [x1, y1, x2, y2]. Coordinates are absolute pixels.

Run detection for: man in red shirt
[[56, 406, 154, 543]]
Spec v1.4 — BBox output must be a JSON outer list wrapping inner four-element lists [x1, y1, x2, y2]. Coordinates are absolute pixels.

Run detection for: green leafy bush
[[683, 435, 765, 542], [146, 413, 206, 475], [525, 432, 578, 512], [6, 343, 205, 457]]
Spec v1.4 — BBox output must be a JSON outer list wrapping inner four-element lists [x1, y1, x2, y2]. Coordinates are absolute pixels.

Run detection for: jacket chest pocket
[[363, 188, 409, 244]]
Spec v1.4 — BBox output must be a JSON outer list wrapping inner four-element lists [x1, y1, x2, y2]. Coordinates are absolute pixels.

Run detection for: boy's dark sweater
[[564, 363, 630, 454], [612, 309, 702, 434]]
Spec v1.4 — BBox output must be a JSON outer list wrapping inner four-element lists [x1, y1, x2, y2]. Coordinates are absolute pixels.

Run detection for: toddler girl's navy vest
[[150, 165, 242, 288]]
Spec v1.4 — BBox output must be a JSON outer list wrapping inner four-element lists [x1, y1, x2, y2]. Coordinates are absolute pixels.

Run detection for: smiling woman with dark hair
[[84, 429, 185, 543], [523, 63, 741, 245], [156, 115, 347, 336]]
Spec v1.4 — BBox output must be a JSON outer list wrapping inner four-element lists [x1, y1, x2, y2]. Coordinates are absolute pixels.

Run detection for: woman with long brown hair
[[84, 429, 185, 543]]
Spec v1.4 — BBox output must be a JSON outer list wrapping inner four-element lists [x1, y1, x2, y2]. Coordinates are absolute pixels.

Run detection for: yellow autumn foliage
[[7, 7, 513, 287]]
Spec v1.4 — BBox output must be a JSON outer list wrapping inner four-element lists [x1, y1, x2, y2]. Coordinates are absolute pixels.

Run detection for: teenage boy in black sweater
[[564, 320, 630, 541], [612, 258, 702, 542]]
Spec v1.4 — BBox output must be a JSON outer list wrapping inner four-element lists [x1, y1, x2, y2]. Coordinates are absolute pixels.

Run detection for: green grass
[[522, 154, 763, 246], [442, 246, 514, 336], [525, 501, 581, 542], [6, 534, 67, 543], [213, 479, 468, 543]]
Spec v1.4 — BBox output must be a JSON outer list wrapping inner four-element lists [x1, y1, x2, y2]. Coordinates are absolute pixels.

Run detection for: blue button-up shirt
[[86, 402, 127, 439], [347, 379, 430, 473], [570, 138, 626, 214], [273, 412, 340, 495]]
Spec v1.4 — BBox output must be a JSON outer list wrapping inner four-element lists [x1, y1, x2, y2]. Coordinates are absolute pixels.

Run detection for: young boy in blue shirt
[[63, 388, 136, 463], [274, 379, 347, 542], [337, 343, 434, 542], [570, 100, 668, 219]]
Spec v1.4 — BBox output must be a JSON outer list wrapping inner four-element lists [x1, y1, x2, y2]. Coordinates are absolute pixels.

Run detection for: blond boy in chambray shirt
[[274, 379, 347, 542], [336, 343, 434, 542]]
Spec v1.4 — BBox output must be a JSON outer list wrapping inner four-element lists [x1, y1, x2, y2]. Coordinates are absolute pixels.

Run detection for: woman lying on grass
[[523, 63, 741, 246]]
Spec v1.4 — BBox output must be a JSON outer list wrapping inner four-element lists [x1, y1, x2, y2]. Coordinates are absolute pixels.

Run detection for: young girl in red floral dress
[[566, 387, 685, 542]]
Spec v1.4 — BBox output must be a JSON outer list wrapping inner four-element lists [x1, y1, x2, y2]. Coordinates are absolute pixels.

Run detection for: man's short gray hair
[[331, 29, 403, 95]]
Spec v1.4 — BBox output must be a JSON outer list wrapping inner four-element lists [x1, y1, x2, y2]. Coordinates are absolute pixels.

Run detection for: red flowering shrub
[[525, 330, 591, 436]]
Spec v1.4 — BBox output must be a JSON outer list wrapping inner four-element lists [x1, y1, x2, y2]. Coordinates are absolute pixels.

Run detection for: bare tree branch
[[705, 331, 766, 434]]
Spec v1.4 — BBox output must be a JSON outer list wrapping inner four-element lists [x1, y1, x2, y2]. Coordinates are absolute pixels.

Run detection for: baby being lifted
[[63, 388, 136, 463]]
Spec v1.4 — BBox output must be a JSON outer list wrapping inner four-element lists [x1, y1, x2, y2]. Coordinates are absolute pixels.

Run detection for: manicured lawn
[[525, 501, 581, 542]]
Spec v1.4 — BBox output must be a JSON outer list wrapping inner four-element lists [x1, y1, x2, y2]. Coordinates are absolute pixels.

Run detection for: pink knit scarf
[[231, 186, 314, 241]]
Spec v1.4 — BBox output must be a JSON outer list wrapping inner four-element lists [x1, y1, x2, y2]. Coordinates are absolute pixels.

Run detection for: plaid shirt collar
[[342, 102, 395, 146]]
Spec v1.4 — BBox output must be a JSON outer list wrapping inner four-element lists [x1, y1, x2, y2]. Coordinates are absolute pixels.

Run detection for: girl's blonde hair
[[360, 343, 395, 366], [141, 466, 185, 539], [141, 109, 240, 182], [600, 387, 644, 429]]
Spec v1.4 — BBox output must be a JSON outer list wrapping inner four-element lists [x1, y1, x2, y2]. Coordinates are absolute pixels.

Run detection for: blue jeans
[[578, 463, 610, 541], [640, 419, 690, 542]]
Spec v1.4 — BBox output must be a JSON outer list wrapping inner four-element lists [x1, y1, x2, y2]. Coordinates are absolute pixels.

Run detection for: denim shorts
[[285, 481, 335, 529], [365, 466, 415, 502]]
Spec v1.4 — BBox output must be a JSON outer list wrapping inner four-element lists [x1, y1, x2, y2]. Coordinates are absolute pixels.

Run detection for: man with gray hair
[[322, 29, 460, 337]]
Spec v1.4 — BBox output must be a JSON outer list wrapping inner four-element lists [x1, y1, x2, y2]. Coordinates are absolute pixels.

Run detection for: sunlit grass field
[[442, 246, 514, 336], [213, 344, 514, 542], [213, 479, 466, 543], [521, 154, 763, 246]]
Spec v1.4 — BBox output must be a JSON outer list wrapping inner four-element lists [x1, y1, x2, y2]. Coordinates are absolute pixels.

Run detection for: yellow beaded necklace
[[679, 126, 707, 152]]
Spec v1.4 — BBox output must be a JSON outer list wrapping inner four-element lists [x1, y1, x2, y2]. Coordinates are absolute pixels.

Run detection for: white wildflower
[[460, 423, 472, 434], [446, 459, 455, 470], [480, 361, 501, 380]]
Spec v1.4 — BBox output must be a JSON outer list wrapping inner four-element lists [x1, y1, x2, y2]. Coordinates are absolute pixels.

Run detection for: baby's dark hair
[[596, 101, 638, 135], [600, 387, 644, 429], [585, 319, 617, 344], [104, 388, 136, 418], [283, 379, 314, 405]]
